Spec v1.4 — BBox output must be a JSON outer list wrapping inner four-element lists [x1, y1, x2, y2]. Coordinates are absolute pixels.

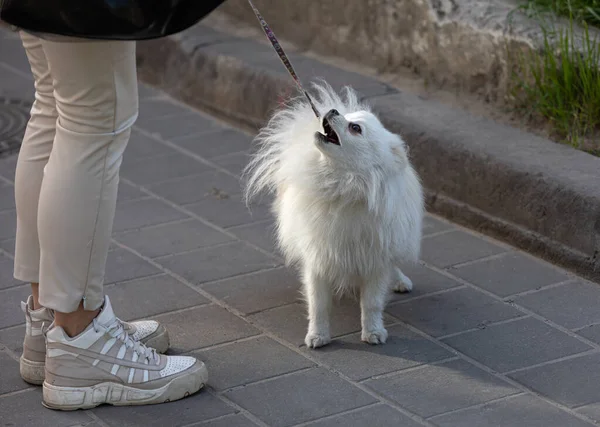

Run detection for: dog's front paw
[[361, 327, 388, 345], [393, 270, 413, 293], [305, 332, 331, 349]]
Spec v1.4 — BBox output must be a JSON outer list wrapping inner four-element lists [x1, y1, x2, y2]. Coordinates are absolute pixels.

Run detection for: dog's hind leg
[[360, 279, 389, 345], [303, 268, 333, 349], [393, 267, 414, 293]]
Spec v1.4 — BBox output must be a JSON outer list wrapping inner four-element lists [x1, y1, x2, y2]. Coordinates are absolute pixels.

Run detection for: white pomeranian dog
[[243, 83, 424, 348]]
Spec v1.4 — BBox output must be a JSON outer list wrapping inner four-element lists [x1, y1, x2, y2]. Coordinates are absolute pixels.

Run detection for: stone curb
[[136, 24, 600, 282]]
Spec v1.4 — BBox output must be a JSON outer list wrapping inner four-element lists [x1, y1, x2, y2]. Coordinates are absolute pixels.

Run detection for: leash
[[246, 0, 320, 118]]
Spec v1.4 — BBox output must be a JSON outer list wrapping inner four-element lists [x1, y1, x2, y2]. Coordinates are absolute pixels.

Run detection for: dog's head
[[314, 107, 409, 173]]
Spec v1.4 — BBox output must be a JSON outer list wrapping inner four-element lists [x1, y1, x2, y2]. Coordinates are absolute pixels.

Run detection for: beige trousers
[[13, 32, 138, 313]]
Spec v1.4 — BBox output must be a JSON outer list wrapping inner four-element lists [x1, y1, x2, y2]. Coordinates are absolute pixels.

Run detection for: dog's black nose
[[325, 109, 339, 120]]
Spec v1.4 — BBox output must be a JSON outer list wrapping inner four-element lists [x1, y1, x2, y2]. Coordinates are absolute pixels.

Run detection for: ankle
[[31, 283, 42, 310], [54, 301, 101, 338]]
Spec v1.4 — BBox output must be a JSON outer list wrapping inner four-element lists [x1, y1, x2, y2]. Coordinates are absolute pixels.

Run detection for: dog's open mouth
[[317, 117, 341, 146]]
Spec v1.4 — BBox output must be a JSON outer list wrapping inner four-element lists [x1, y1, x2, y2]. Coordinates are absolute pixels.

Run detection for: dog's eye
[[349, 123, 362, 134]]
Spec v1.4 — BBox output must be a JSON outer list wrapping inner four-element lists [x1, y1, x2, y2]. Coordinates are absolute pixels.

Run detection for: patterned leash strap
[[246, 0, 320, 118]]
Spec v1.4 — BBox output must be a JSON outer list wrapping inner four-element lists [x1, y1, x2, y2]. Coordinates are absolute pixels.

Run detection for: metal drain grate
[[0, 97, 31, 158]]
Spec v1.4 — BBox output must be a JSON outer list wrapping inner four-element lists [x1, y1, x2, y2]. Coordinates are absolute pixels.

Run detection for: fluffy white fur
[[244, 83, 424, 348]]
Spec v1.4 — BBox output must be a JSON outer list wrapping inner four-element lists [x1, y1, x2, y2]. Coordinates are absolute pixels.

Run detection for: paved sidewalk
[[2, 28, 600, 427]]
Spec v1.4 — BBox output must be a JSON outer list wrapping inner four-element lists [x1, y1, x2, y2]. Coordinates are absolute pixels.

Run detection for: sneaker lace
[[93, 318, 159, 365]]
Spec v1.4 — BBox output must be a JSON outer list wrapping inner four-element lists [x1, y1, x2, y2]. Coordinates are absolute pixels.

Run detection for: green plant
[[522, 0, 600, 27], [510, 3, 600, 151]]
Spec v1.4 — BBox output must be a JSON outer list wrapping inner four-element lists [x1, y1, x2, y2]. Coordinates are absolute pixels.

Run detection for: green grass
[[521, 0, 600, 27], [509, 2, 600, 153]]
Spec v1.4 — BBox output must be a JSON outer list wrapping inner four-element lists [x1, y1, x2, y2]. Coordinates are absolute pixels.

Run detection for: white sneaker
[[20, 295, 170, 385], [42, 296, 207, 410]]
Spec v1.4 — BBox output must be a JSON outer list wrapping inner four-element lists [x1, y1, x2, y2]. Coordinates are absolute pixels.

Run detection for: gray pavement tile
[[225, 367, 377, 427], [0, 65, 34, 100], [423, 215, 455, 236], [200, 415, 258, 427], [0, 154, 17, 180], [442, 317, 592, 373], [386, 287, 523, 338], [431, 394, 591, 427], [0, 37, 30, 73], [116, 181, 146, 203], [229, 220, 277, 253], [115, 219, 233, 259], [0, 209, 16, 240], [210, 151, 251, 176], [136, 112, 226, 141], [185, 194, 272, 229], [306, 404, 423, 427], [93, 391, 234, 427], [146, 169, 242, 206], [105, 274, 208, 322], [450, 252, 570, 297], [577, 402, 600, 424], [154, 305, 260, 353], [104, 248, 160, 285], [421, 230, 509, 268], [0, 183, 15, 211], [514, 280, 600, 330], [157, 241, 279, 285], [577, 324, 600, 345], [0, 255, 22, 290], [203, 267, 301, 315], [0, 284, 29, 329], [249, 300, 396, 347], [0, 238, 15, 255], [365, 359, 519, 418], [123, 129, 175, 162], [0, 389, 94, 426], [175, 129, 251, 159], [137, 98, 192, 122], [0, 350, 29, 394], [509, 353, 600, 408], [121, 152, 209, 185], [194, 336, 314, 390], [0, 324, 24, 356], [113, 198, 188, 232], [138, 83, 164, 100], [305, 324, 452, 381], [388, 262, 463, 303]]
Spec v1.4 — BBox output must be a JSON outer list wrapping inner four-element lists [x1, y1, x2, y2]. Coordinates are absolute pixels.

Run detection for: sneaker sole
[[42, 362, 208, 410], [20, 356, 45, 385]]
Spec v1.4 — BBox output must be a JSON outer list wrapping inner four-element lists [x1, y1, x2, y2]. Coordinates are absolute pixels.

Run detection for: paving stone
[[185, 194, 272, 229], [157, 241, 279, 285], [0, 255, 22, 290], [577, 402, 600, 424], [115, 219, 232, 259], [113, 198, 188, 232], [431, 394, 591, 427], [116, 181, 146, 203], [307, 324, 452, 381], [577, 324, 600, 345], [0, 350, 28, 394], [147, 169, 242, 206], [194, 336, 313, 390], [509, 353, 600, 408], [388, 262, 463, 303], [200, 415, 258, 427], [421, 230, 509, 268], [0, 324, 24, 355], [121, 152, 209, 185], [175, 129, 251, 159], [137, 98, 192, 122], [0, 65, 35, 100], [123, 129, 174, 162], [450, 252, 570, 297], [0, 154, 17, 180], [138, 83, 164, 100], [307, 404, 422, 427], [225, 368, 377, 427], [0, 37, 31, 73], [442, 317, 591, 373], [93, 391, 234, 427], [386, 287, 523, 338], [154, 305, 260, 353], [422, 215, 455, 236], [0, 284, 30, 329], [203, 267, 301, 315], [249, 300, 396, 347], [0, 209, 16, 240], [210, 151, 251, 176], [0, 389, 94, 426], [514, 280, 600, 330], [104, 248, 160, 285], [136, 112, 226, 141], [365, 359, 518, 418], [229, 220, 277, 253], [105, 274, 208, 322], [0, 183, 15, 211], [0, 238, 15, 255]]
